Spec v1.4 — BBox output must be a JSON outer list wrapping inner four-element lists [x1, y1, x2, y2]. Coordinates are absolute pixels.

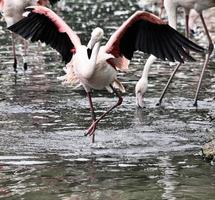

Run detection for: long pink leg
[[86, 92, 96, 143], [11, 33, 17, 72], [193, 12, 214, 106], [85, 85, 123, 139], [157, 62, 182, 106]]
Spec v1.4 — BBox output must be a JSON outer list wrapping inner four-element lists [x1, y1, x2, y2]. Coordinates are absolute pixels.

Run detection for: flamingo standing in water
[[135, 0, 215, 107], [0, 0, 60, 72], [8, 6, 204, 142]]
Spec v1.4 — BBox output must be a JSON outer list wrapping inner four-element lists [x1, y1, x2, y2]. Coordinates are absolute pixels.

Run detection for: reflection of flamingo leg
[[23, 39, 28, 71], [11, 33, 17, 72]]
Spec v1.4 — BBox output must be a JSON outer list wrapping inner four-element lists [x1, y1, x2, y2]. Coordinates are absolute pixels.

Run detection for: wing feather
[[105, 11, 205, 69], [8, 6, 81, 64]]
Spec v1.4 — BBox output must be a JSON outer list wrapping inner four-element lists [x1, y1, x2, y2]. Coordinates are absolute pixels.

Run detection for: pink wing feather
[[105, 11, 165, 71], [31, 6, 81, 48], [105, 11, 165, 57], [105, 11, 204, 71], [8, 6, 81, 63]]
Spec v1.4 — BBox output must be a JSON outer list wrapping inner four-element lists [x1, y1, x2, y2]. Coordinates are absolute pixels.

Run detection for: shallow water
[[0, 0, 215, 199]]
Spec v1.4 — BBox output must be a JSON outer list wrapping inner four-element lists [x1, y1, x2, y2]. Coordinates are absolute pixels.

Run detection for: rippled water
[[0, 0, 215, 199]]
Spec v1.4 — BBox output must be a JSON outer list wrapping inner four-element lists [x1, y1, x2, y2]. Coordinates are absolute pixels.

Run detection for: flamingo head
[[87, 27, 104, 59], [135, 76, 148, 108]]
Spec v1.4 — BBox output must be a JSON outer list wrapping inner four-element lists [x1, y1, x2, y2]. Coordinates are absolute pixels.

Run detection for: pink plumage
[[31, 6, 81, 49], [8, 6, 205, 142]]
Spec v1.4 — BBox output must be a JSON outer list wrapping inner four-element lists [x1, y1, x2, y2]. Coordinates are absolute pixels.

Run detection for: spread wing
[[8, 6, 81, 64], [105, 11, 205, 69]]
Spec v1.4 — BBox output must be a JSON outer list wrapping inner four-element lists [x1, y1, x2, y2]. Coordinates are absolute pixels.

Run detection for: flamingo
[[8, 6, 204, 142], [0, 0, 60, 72], [135, 0, 215, 108]]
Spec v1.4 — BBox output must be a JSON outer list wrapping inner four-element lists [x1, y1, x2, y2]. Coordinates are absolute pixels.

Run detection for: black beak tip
[[87, 48, 92, 59]]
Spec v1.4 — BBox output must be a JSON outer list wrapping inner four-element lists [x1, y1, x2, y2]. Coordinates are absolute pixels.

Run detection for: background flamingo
[[0, 0, 60, 72], [136, 0, 215, 107], [8, 6, 204, 142]]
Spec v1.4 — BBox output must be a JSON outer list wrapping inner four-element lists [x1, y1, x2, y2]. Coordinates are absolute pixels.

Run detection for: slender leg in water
[[157, 62, 182, 106], [86, 92, 96, 143], [11, 33, 17, 72], [193, 12, 214, 106], [156, 11, 189, 106], [85, 85, 123, 138], [185, 10, 190, 39]]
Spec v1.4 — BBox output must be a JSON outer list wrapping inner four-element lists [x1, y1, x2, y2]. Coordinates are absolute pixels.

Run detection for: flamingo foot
[[13, 58, 17, 73], [85, 121, 97, 137], [193, 101, 198, 107], [156, 100, 162, 106], [23, 62, 28, 71]]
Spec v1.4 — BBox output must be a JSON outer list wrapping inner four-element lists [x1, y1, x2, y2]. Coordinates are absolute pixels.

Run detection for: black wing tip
[[191, 44, 206, 53], [8, 23, 19, 32], [199, 47, 207, 54], [186, 56, 196, 62], [166, 24, 205, 53]]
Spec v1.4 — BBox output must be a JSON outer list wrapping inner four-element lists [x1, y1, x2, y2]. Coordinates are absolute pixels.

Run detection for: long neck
[[164, 0, 177, 29], [89, 41, 100, 66], [141, 55, 156, 80], [85, 41, 101, 79]]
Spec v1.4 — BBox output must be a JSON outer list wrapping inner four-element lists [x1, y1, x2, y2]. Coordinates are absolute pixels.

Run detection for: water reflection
[[0, 155, 214, 200], [0, 0, 215, 199], [157, 156, 178, 200]]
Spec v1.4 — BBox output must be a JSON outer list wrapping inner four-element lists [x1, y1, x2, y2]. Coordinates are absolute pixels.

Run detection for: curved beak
[[87, 37, 97, 59], [87, 48, 92, 59]]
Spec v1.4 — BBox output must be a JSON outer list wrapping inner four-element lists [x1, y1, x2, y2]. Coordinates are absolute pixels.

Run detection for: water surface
[[0, 0, 215, 199]]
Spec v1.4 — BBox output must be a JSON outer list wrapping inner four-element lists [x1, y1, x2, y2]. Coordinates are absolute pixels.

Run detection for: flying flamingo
[[136, 0, 215, 108], [8, 6, 204, 142], [0, 0, 60, 72]]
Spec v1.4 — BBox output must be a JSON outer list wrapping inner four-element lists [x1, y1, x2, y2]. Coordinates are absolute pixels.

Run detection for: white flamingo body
[[8, 6, 204, 142], [166, 0, 215, 12], [164, 0, 215, 28], [1, 0, 37, 26], [72, 45, 117, 91]]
